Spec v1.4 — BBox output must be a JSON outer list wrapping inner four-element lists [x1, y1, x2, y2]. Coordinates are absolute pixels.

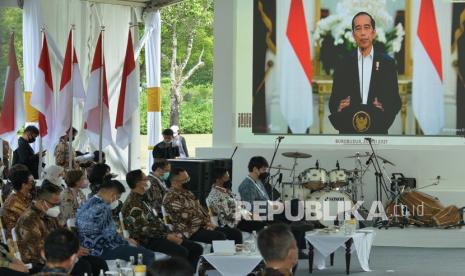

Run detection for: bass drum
[[308, 190, 353, 227], [280, 182, 312, 201], [400, 190, 444, 224], [298, 168, 328, 191]]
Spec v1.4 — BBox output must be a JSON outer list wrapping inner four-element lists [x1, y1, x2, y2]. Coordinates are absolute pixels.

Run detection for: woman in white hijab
[[42, 165, 65, 188]]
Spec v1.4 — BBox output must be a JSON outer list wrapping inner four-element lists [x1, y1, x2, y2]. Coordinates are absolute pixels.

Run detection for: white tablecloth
[[306, 229, 375, 272], [202, 253, 263, 276]]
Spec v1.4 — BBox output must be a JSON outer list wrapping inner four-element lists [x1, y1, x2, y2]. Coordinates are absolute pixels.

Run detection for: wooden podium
[[329, 104, 390, 134]]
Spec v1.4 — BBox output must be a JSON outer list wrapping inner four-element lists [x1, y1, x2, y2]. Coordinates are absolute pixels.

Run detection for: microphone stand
[[267, 137, 284, 201], [365, 138, 392, 227]]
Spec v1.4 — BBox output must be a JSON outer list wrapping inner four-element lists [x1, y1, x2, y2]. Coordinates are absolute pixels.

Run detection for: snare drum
[[298, 168, 328, 191], [329, 169, 348, 188], [308, 190, 353, 227], [281, 182, 311, 201]]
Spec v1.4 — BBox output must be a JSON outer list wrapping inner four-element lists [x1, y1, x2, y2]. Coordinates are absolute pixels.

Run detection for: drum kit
[[273, 151, 465, 229], [275, 151, 373, 227]]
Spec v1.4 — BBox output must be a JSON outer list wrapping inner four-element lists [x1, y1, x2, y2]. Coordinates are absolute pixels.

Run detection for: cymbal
[[282, 152, 312, 159], [270, 165, 292, 171], [345, 153, 371, 159]]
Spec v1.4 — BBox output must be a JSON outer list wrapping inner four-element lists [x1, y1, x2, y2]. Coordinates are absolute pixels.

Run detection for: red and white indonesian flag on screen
[[84, 33, 112, 149], [57, 30, 86, 139], [0, 34, 24, 150], [115, 30, 139, 149], [276, 0, 313, 134], [30, 34, 55, 151], [412, 0, 444, 135]]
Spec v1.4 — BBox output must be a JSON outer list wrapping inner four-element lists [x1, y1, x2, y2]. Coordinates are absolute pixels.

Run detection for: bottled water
[[137, 253, 143, 265]]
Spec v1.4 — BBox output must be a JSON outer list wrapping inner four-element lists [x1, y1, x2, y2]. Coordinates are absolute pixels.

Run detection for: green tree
[[160, 0, 213, 126], [0, 7, 23, 109]]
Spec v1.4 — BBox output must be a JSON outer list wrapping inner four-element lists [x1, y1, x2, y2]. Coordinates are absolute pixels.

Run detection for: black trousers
[[236, 220, 267, 233], [144, 238, 203, 269], [0, 267, 29, 276], [190, 226, 243, 244]]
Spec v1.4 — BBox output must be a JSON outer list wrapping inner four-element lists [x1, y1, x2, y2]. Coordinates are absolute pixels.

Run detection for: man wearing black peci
[[329, 12, 401, 134]]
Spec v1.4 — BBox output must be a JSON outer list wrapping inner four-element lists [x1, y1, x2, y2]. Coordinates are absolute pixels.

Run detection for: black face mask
[[29, 137, 36, 144], [182, 181, 191, 190], [258, 172, 269, 182], [224, 181, 232, 190]]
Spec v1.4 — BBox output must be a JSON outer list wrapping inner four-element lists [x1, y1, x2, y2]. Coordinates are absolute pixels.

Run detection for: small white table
[[199, 253, 264, 276], [306, 229, 375, 274]]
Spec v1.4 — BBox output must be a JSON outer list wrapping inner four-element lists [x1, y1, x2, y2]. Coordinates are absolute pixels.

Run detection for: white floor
[[371, 226, 465, 248]]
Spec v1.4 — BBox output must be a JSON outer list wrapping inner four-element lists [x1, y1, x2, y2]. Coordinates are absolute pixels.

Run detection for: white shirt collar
[[357, 46, 374, 61]]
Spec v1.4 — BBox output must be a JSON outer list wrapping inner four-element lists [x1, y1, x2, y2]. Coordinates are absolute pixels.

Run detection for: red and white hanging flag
[[412, 0, 444, 135], [56, 30, 86, 139], [30, 33, 55, 150], [84, 33, 112, 149], [276, 0, 313, 134], [115, 30, 139, 149], [0, 33, 25, 150]]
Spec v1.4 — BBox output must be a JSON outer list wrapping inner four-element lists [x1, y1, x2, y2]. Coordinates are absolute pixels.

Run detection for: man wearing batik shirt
[[207, 168, 266, 233], [145, 159, 171, 216], [163, 167, 243, 244], [2, 169, 34, 239], [15, 183, 63, 269], [54, 128, 79, 170], [122, 170, 202, 269], [16, 182, 107, 275]]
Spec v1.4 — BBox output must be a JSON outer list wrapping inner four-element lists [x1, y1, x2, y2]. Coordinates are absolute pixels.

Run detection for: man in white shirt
[[329, 12, 401, 134]]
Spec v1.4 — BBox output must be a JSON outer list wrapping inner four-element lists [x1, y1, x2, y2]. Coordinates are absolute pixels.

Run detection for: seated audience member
[[238, 156, 270, 206], [35, 228, 80, 276], [152, 129, 180, 159], [163, 168, 242, 244], [239, 156, 310, 259], [2, 168, 34, 239], [207, 168, 266, 233], [0, 243, 29, 275], [1, 164, 30, 202], [148, 257, 194, 276], [76, 176, 155, 266], [87, 163, 111, 198], [1, 140, 10, 179], [16, 182, 106, 275], [257, 224, 298, 276], [145, 158, 171, 216], [92, 151, 106, 164], [42, 165, 65, 188], [54, 127, 80, 170], [59, 170, 88, 225], [122, 170, 202, 269]]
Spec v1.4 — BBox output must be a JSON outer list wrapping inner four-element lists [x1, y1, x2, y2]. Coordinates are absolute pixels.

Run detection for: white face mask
[[46, 206, 61, 218], [110, 200, 119, 210], [144, 181, 152, 191]]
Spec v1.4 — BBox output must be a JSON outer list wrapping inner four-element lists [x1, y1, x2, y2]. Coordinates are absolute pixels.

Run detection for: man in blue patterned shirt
[[76, 176, 155, 265]]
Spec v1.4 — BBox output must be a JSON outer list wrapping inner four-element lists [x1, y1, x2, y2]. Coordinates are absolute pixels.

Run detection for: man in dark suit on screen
[[329, 12, 401, 134]]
